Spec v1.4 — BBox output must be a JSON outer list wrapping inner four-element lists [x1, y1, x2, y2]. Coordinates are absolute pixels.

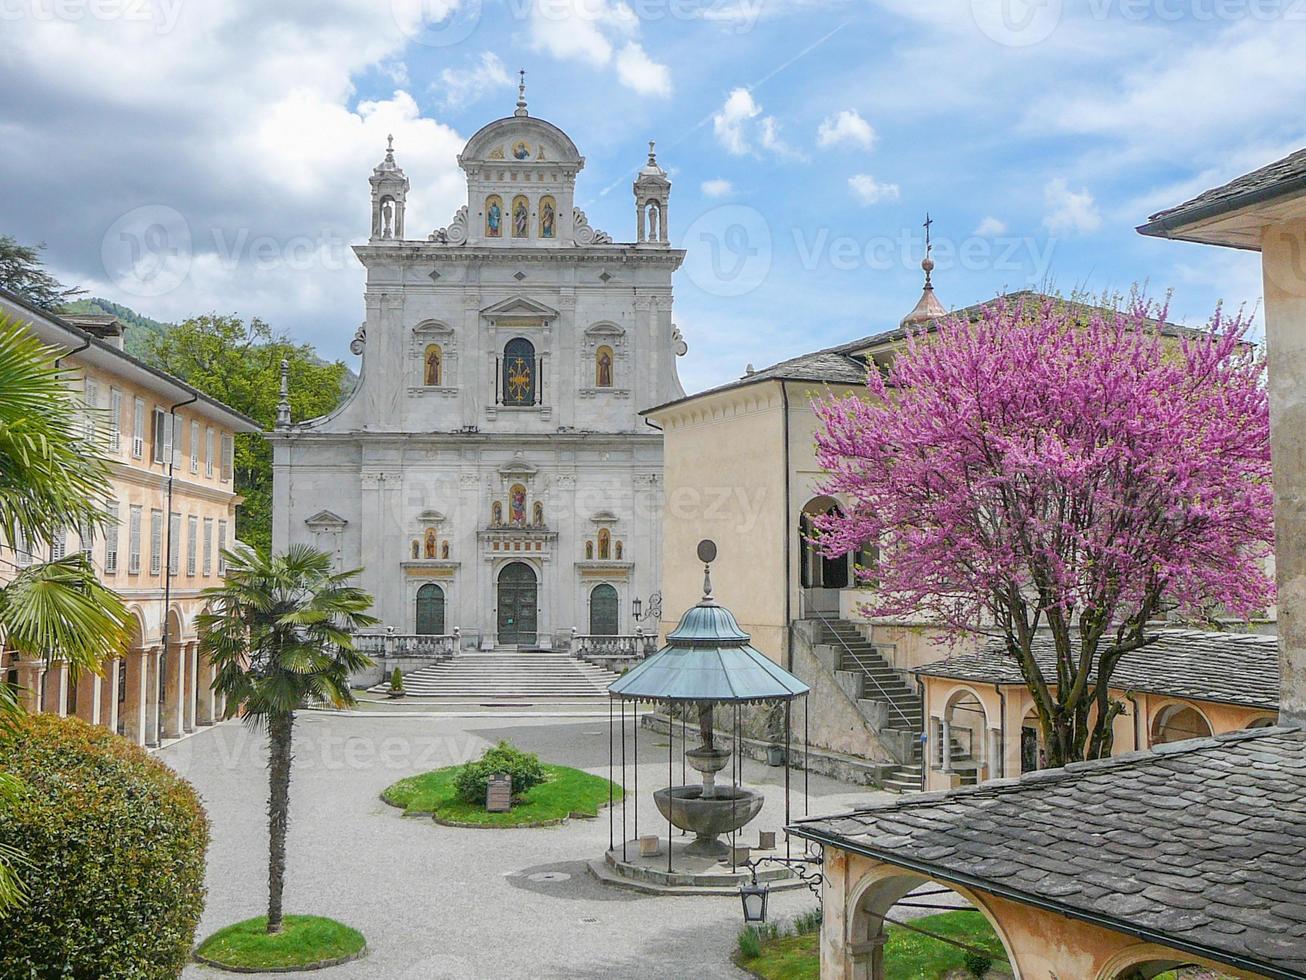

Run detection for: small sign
[[486, 773, 513, 812]]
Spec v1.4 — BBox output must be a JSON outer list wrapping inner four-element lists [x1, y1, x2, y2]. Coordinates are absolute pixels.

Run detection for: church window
[[502, 338, 536, 406], [512, 195, 530, 238], [539, 196, 556, 238], [598, 528, 611, 560], [423, 344, 442, 386], [485, 195, 504, 237], [509, 484, 527, 524], [595, 345, 614, 388]]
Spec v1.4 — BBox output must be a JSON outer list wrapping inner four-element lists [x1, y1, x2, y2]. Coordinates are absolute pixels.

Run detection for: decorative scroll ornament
[[573, 208, 613, 245], [349, 322, 367, 356], [672, 325, 688, 356], [430, 205, 469, 245]]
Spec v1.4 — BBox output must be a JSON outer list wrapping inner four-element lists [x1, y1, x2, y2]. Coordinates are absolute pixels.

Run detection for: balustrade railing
[[572, 632, 657, 658], [353, 631, 459, 659]]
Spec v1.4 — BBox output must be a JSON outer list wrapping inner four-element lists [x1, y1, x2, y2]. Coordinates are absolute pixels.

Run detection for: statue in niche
[[424, 345, 442, 386], [510, 484, 527, 524], [441, 541, 449, 560], [533, 501, 544, 526], [586, 541, 594, 560], [540, 199, 555, 238], [615, 540, 623, 560], [598, 528, 611, 560], [486, 196, 503, 238], [513, 198, 529, 238], [491, 501, 503, 526], [411, 540, 419, 559], [381, 197, 395, 238], [424, 529, 437, 559], [596, 347, 613, 388]]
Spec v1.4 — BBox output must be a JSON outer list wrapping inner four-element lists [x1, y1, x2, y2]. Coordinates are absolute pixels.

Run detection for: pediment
[[305, 509, 347, 528], [498, 452, 538, 477], [584, 322, 624, 337], [590, 510, 619, 525], [482, 296, 559, 321], [416, 509, 447, 524]]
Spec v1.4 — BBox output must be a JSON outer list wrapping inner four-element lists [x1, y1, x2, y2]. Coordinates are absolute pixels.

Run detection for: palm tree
[[0, 315, 132, 914], [198, 545, 375, 934]]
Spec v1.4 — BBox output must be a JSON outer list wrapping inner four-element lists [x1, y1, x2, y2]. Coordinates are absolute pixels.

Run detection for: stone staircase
[[368, 651, 620, 704], [814, 619, 927, 793]]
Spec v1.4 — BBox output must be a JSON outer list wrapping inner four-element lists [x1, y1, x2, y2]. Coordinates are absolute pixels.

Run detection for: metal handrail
[[809, 608, 915, 730]]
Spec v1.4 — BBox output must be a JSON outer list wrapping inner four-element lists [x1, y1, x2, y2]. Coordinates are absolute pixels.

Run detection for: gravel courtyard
[[163, 710, 890, 980]]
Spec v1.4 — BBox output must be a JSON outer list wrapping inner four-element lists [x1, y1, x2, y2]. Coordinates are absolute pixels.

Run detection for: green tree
[[0, 235, 84, 310], [198, 545, 375, 933], [0, 315, 133, 913], [145, 314, 348, 551]]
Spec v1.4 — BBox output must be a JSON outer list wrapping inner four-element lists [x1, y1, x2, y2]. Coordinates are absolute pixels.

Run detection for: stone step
[[370, 654, 621, 700]]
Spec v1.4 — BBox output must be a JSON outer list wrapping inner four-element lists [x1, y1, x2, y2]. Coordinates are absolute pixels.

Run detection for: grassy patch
[[381, 763, 621, 827], [195, 915, 365, 970], [738, 910, 1011, 979]]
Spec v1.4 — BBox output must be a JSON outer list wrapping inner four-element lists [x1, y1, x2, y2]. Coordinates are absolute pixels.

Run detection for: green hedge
[[0, 712, 210, 978], [454, 741, 546, 804]]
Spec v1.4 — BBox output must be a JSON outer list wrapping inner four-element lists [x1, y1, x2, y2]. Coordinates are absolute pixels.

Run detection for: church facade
[[269, 89, 686, 649]]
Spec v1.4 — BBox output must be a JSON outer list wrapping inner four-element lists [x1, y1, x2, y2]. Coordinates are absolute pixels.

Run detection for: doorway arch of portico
[[496, 561, 539, 646]]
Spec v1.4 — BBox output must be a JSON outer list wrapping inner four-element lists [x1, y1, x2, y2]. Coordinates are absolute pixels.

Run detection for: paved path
[[165, 712, 893, 980]]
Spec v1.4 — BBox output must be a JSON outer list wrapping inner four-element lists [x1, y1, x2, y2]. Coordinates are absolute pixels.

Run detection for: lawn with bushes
[[382, 741, 620, 827], [194, 915, 365, 970], [737, 909, 1012, 979]]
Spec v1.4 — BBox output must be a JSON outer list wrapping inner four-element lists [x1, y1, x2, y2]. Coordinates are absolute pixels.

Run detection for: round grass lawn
[[382, 763, 621, 827], [194, 915, 366, 972]]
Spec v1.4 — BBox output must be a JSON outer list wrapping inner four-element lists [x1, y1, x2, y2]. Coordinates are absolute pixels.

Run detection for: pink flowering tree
[[813, 296, 1274, 766]]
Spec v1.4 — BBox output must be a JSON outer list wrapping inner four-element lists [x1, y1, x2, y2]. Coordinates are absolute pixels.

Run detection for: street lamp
[[632, 591, 661, 624], [632, 597, 642, 620], [740, 880, 770, 923]]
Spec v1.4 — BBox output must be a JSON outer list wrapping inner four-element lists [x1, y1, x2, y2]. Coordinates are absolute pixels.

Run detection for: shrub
[[736, 926, 762, 961], [454, 741, 547, 804], [390, 667, 404, 691], [0, 713, 209, 979], [792, 907, 823, 935], [964, 951, 993, 977]]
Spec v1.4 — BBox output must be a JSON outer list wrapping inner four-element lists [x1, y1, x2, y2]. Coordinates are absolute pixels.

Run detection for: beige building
[[791, 146, 1306, 980], [0, 287, 259, 747]]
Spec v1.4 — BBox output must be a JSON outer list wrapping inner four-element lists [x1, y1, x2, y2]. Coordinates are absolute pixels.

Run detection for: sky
[[2, 0, 1302, 394]]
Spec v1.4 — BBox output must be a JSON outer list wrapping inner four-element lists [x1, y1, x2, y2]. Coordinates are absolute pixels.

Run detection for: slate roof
[[790, 726, 1306, 980], [917, 629, 1279, 712], [1139, 147, 1306, 236]]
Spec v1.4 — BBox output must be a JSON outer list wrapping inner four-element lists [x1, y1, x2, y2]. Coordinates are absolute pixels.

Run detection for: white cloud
[[848, 174, 899, 206], [817, 109, 875, 150], [712, 88, 801, 158], [436, 52, 512, 109], [1042, 178, 1101, 235], [701, 179, 735, 198], [615, 42, 671, 97], [974, 216, 1007, 236], [529, 0, 670, 96]]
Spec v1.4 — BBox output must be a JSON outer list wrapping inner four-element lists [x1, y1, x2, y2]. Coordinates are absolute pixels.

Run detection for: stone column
[[123, 650, 149, 746], [44, 660, 69, 717], [184, 642, 199, 732], [940, 718, 952, 772], [1262, 217, 1306, 725], [196, 650, 217, 726], [15, 660, 43, 714], [100, 657, 120, 735], [987, 727, 1002, 783], [145, 648, 162, 747], [162, 640, 185, 739]]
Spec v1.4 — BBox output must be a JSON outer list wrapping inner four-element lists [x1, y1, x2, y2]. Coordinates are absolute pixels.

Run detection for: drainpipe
[[55, 336, 92, 368], [1126, 692, 1143, 751], [157, 393, 198, 744], [781, 382, 793, 671], [993, 683, 1007, 780]]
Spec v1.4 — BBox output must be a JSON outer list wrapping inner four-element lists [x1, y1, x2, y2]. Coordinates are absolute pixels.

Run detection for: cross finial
[[923, 212, 933, 251], [648, 139, 656, 164], [515, 69, 528, 116], [387, 133, 394, 151], [922, 212, 936, 288]]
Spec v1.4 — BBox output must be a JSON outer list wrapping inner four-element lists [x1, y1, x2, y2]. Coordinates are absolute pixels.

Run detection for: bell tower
[[369, 135, 409, 242], [634, 141, 670, 245]]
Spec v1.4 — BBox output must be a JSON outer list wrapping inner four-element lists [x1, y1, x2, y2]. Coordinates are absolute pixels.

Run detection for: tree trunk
[[266, 711, 294, 934]]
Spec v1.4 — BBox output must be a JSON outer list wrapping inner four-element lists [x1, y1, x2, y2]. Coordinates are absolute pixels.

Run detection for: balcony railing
[[572, 632, 657, 659], [353, 631, 459, 659]]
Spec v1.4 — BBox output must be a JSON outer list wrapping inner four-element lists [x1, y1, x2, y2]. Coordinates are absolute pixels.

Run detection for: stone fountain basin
[[653, 785, 765, 840]]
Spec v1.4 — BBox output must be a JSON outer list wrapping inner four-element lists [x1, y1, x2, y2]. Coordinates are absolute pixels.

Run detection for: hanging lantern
[[740, 880, 770, 923]]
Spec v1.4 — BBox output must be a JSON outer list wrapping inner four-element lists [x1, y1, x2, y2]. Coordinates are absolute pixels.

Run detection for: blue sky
[[2, 0, 1302, 393]]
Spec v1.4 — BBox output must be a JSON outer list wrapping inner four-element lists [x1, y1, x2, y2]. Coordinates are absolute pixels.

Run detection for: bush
[[390, 667, 404, 691], [964, 951, 993, 977], [736, 926, 763, 961], [454, 741, 546, 804], [0, 713, 209, 979]]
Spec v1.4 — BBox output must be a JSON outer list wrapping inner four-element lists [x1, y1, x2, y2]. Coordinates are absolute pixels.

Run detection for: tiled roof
[[791, 727, 1306, 980], [916, 629, 1279, 711], [1140, 147, 1306, 233]]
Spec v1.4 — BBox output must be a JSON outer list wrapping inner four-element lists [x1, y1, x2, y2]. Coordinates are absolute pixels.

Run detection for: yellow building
[[0, 287, 259, 747]]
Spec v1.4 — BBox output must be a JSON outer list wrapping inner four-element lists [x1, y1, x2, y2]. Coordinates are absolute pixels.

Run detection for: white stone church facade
[[269, 92, 686, 649]]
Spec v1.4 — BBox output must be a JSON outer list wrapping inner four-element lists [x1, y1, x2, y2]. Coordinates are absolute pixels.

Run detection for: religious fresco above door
[[512, 140, 531, 160]]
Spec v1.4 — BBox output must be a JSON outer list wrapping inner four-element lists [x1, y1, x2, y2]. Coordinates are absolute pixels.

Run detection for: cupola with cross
[[369, 135, 409, 242]]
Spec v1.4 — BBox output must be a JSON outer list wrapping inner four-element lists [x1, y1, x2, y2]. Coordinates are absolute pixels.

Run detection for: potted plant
[[387, 667, 406, 699]]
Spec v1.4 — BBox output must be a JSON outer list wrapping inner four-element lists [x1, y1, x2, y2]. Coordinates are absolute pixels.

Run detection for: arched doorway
[[1150, 703, 1212, 746], [589, 584, 619, 635], [497, 562, 537, 646], [942, 689, 989, 784], [416, 583, 446, 635], [800, 496, 860, 616]]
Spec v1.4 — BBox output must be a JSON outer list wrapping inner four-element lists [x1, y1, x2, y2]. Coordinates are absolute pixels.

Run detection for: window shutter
[[105, 501, 120, 574], [149, 510, 163, 575], [128, 506, 142, 574], [109, 388, 123, 452], [205, 427, 215, 477], [202, 518, 213, 576], [217, 520, 228, 574], [132, 399, 146, 458], [190, 420, 200, 472], [168, 512, 181, 575]]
